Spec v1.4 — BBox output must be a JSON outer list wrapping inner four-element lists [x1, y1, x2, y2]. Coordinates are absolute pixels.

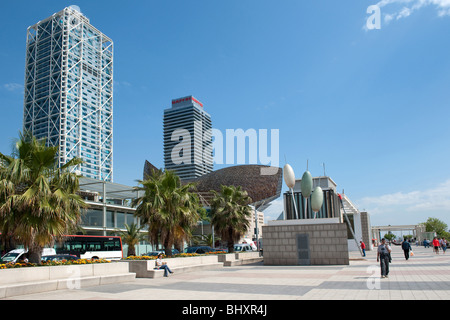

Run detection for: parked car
[[234, 244, 254, 252], [184, 246, 224, 254], [41, 254, 80, 262], [1, 248, 56, 263], [142, 249, 180, 256], [142, 251, 162, 256], [241, 238, 258, 251]]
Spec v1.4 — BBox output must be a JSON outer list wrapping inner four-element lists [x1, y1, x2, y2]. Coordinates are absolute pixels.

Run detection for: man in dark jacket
[[377, 238, 392, 278], [402, 239, 412, 260]]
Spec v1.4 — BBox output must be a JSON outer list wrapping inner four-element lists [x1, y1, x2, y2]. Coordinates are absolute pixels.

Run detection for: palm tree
[[132, 170, 200, 256], [192, 233, 218, 247], [0, 132, 86, 263], [116, 223, 146, 257], [210, 185, 253, 253]]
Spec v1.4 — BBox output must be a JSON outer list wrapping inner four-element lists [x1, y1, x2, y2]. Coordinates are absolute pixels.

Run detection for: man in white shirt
[[377, 238, 391, 278]]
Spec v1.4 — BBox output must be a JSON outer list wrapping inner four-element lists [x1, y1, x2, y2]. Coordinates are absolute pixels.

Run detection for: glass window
[[346, 214, 355, 239], [106, 210, 114, 228], [104, 239, 121, 251], [126, 213, 135, 225], [86, 241, 102, 251], [284, 193, 293, 220], [81, 208, 103, 227], [116, 212, 125, 229], [64, 240, 85, 252]]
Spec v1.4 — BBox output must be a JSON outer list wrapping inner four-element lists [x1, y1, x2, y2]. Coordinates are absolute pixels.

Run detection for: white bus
[[55, 235, 123, 260]]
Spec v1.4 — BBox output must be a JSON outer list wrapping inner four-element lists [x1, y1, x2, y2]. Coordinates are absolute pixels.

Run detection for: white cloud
[[384, 13, 395, 22], [113, 81, 132, 87], [376, 0, 450, 22], [354, 179, 450, 225], [3, 83, 23, 92]]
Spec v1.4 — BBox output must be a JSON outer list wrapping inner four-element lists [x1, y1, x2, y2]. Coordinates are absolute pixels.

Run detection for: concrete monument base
[[262, 218, 349, 265]]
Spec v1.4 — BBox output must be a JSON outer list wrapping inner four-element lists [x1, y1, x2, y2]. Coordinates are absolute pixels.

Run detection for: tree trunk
[[174, 240, 183, 255], [164, 237, 173, 257], [2, 236, 16, 254], [227, 228, 234, 253], [28, 243, 43, 264], [127, 244, 136, 257]]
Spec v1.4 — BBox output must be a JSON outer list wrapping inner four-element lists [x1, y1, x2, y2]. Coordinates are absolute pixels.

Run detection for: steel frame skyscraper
[[23, 6, 113, 181], [164, 96, 213, 181]]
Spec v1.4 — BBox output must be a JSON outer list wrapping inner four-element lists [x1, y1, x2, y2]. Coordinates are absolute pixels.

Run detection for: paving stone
[[4, 245, 450, 302]]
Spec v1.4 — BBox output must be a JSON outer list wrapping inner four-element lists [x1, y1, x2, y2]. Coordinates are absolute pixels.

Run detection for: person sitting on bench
[[155, 253, 173, 277]]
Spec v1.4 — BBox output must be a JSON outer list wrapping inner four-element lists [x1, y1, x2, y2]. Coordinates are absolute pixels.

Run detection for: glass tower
[[23, 6, 113, 181], [163, 96, 213, 181]]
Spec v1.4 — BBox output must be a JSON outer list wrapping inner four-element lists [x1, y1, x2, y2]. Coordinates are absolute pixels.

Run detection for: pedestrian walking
[[401, 239, 411, 260], [441, 238, 447, 254], [432, 237, 440, 254], [360, 240, 366, 257], [377, 238, 391, 278]]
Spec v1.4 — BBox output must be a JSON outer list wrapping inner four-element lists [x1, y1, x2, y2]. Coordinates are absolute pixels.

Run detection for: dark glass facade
[[284, 189, 341, 220]]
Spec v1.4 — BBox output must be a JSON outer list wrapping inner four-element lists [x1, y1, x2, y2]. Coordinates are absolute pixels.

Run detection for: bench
[[149, 262, 223, 278], [127, 255, 224, 278]]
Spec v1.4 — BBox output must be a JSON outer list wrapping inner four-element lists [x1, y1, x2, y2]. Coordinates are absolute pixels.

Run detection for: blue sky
[[1, 0, 450, 228]]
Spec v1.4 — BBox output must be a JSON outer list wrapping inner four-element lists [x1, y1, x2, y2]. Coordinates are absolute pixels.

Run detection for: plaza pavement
[[3, 244, 450, 301]]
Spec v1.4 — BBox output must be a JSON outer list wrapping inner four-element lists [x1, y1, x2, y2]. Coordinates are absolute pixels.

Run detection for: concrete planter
[[161, 255, 222, 268], [217, 252, 261, 261], [217, 253, 237, 262], [125, 253, 263, 277], [234, 252, 261, 260], [126, 255, 224, 278], [0, 262, 131, 286], [0, 262, 136, 299], [222, 251, 263, 266]]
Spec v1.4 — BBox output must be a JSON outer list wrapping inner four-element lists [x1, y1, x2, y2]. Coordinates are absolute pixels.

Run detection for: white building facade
[[23, 6, 114, 181]]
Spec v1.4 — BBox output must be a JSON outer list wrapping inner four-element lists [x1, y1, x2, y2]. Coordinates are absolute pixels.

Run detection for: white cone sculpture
[[283, 164, 299, 219], [311, 186, 324, 219], [300, 171, 312, 219]]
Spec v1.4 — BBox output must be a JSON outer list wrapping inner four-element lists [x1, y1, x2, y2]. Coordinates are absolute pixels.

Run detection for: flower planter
[[0, 262, 135, 298], [126, 254, 223, 278], [0, 262, 131, 286]]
